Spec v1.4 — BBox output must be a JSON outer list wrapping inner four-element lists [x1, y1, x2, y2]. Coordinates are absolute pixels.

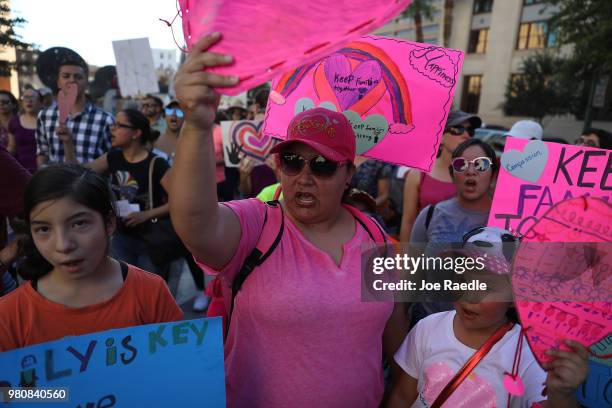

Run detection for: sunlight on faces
[[29, 197, 115, 280], [164, 104, 184, 132], [454, 268, 512, 331], [21, 89, 42, 114], [57, 65, 87, 98], [279, 143, 353, 224], [110, 112, 140, 148], [452, 144, 494, 201], [442, 120, 472, 153]]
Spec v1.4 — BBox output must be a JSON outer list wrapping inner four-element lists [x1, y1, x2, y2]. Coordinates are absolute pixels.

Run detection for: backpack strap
[[425, 203, 437, 231], [227, 200, 284, 337], [272, 184, 282, 200], [342, 203, 387, 245]]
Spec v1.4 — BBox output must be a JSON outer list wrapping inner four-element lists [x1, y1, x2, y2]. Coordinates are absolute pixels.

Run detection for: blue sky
[[12, 0, 182, 66]]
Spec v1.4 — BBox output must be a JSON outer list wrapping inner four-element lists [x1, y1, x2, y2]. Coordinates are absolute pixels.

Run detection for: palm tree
[[442, 0, 454, 47], [400, 0, 437, 43]]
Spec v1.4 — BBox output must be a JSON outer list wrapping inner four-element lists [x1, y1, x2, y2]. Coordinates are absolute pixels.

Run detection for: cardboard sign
[[489, 138, 611, 235], [263, 36, 463, 171], [112, 38, 159, 98], [178, 0, 412, 95], [0, 318, 225, 407], [57, 83, 77, 125], [221, 120, 275, 167]]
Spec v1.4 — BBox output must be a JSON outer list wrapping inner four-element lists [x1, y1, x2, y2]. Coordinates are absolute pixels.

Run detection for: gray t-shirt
[[409, 197, 490, 319]]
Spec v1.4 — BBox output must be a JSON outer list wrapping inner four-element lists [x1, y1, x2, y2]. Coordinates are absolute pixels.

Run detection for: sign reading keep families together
[[489, 138, 611, 235], [0, 318, 225, 407]]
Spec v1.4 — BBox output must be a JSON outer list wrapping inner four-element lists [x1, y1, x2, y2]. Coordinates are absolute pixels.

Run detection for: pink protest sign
[[263, 36, 463, 170], [58, 83, 77, 124], [511, 197, 611, 366], [488, 138, 612, 235], [178, 0, 412, 96]]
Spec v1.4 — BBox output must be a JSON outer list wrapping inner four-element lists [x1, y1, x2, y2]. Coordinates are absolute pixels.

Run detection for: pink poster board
[[178, 0, 412, 96], [488, 138, 611, 235], [490, 138, 612, 366], [511, 197, 611, 365], [263, 36, 464, 171]]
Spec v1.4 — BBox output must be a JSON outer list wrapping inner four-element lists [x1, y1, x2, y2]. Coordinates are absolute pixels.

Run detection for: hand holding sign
[[58, 83, 77, 124]]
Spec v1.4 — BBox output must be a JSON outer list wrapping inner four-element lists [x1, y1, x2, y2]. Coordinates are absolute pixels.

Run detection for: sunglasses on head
[[452, 156, 493, 173], [279, 152, 345, 178], [165, 107, 184, 118], [446, 126, 475, 137]]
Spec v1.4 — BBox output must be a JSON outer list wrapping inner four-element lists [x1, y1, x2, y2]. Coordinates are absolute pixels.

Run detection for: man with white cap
[[506, 120, 543, 141]]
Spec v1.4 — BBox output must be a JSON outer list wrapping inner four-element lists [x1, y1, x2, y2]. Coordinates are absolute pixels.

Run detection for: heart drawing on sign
[[58, 83, 78, 124], [343, 110, 388, 155], [512, 197, 612, 367], [501, 140, 549, 183], [324, 55, 382, 111], [231, 121, 273, 162]]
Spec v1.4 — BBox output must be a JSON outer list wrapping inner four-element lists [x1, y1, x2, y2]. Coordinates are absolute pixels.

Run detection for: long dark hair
[[18, 164, 116, 280], [121, 108, 153, 145], [0, 90, 19, 115]]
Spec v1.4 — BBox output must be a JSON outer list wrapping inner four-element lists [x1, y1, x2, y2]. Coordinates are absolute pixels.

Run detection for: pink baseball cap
[[270, 108, 356, 162]]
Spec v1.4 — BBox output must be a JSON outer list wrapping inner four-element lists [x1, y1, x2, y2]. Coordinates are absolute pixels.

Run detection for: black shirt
[[107, 149, 170, 210]]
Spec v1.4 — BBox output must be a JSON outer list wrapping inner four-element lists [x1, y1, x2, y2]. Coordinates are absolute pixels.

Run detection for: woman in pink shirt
[[170, 33, 405, 407]]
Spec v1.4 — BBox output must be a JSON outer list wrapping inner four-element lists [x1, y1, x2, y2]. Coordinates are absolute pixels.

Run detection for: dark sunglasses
[[165, 107, 184, 118], [446, 126, 475, 137], [452, 156, 492, 173], [110, 122, 136, 130], [279, 152, 345, 178]]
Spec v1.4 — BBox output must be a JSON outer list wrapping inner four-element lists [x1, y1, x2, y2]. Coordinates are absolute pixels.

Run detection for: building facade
[[375, 0, 612, 137]]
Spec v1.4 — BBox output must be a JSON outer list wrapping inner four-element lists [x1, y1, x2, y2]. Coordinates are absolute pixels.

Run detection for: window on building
[[468, 28, 489, 53], [423, 38, 439, 45], [524, 0, 545, 5], [517, 21, 557, 50], [461, 75, 483, 114], [473, 0, 493, 14]]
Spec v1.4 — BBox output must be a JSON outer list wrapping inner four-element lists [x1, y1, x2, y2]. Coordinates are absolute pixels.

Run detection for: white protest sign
[[112, 38, 159, 98]]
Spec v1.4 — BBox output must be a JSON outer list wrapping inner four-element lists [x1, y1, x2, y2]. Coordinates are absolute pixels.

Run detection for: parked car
[[474, 128, 507, 157]]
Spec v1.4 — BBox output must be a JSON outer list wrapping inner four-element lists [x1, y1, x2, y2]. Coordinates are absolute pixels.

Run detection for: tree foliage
[[547, 0, 612, 76], [400, 0, 437, 43], [502, 52, 571, 122], [0, 0, 30, 76]]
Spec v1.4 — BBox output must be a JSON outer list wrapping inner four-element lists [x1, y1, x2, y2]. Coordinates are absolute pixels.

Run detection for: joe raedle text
[[372, 279, 488, 292]]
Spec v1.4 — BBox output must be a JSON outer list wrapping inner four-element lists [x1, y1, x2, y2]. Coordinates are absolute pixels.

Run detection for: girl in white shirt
[[388, 228, 589, 408]]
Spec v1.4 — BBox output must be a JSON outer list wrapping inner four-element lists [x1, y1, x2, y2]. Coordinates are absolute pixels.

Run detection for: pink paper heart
[[512, 197, 612, 367], [503, 373, 525, 396], [323, 55, 382, 111], [58, 83, 77, 124], [178, 0, 412, 96], [231, 121, 272, 161]]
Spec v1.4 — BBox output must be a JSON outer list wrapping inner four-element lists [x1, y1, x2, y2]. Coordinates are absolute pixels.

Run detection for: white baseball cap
[[506, 120, 543, 140]]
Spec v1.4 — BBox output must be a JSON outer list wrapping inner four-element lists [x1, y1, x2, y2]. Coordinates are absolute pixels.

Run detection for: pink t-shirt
[[197, 198, 393, 408], [213, 125, 226, 184]]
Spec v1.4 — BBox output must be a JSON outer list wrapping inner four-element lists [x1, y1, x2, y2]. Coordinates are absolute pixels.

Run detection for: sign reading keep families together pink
[[489, 138, 611, 235], [263, 36, 464, 171]]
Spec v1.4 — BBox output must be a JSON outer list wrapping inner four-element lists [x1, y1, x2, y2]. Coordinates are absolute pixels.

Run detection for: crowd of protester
[[0, 35, 610, 407]]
